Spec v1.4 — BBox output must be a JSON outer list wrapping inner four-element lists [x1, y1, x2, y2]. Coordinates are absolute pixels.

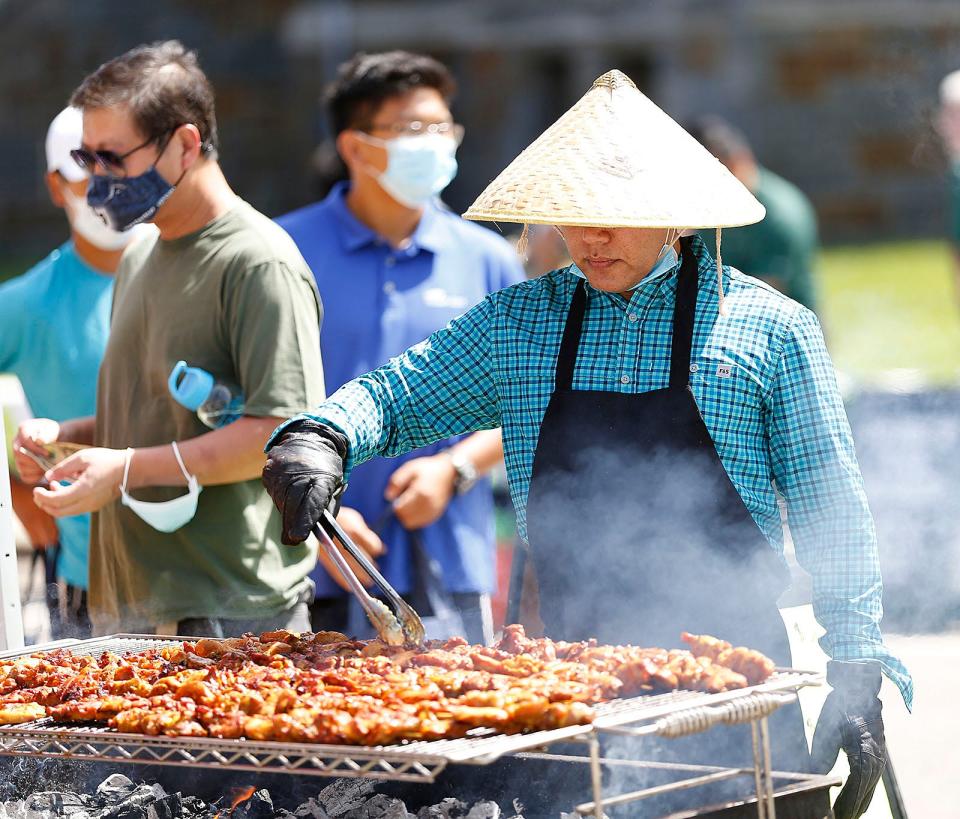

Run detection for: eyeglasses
[[365, 120, 465, 144], [70, 129, 175, 177]]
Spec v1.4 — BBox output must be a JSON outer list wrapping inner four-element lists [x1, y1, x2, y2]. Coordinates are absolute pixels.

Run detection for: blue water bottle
[[168, 360, 244, 429]]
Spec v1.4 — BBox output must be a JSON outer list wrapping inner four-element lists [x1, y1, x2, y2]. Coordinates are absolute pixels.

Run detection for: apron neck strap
[[669, 236, 700, 389], [555, 279, 587, 391]]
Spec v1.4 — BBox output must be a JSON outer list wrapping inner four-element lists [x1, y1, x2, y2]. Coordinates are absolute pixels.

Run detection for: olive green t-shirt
[[91, 200, 324, 633]]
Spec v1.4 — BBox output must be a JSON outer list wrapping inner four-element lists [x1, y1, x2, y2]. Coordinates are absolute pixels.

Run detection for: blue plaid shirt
[[278, 234, 911, 707]]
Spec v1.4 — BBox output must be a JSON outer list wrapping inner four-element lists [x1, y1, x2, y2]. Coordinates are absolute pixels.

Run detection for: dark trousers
[[47, 582, 92, 640]]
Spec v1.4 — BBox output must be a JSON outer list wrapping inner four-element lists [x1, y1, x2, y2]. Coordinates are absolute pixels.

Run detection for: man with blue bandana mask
[[15, 41, 325, 638], [276, 51, 523, 644]]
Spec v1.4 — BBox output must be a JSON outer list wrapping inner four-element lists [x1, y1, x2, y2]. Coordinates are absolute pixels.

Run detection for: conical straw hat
[[464, 70, 764, 229]]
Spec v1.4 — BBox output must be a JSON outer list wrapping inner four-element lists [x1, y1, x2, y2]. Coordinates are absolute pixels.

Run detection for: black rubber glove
[[262, 420, 348, 545], [811, 660, 886, 819]]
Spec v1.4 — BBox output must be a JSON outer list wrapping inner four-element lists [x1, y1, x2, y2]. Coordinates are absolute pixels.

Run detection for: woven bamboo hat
[[464, 70, 764, 229]]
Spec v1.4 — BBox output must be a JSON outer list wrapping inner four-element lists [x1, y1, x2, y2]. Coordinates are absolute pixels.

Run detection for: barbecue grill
[[0, 635, 835, 817]]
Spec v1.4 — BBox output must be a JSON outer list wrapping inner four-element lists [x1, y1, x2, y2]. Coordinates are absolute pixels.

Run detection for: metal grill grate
[[0, 635, 821, 782]]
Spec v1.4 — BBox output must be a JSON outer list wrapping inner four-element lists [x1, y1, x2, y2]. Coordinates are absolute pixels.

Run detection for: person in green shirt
[[938, 69, 960, 287], [690, 116, 820, 313], [14, 41, 325, 636]]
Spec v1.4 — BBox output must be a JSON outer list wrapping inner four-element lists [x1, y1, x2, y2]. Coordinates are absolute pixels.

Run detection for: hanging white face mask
[[62, 187, 151, 251], [120, 442, 201, 533]]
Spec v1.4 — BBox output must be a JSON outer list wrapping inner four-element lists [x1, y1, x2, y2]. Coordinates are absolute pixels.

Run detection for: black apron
[[525, 237, 789, 651], [522, 237, 809, 784]]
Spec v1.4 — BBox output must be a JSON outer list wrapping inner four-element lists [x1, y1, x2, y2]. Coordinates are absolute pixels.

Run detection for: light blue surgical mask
[[358, 132, 458, 207], [566, 229, 681, 291], [120, 442, 201, 532]]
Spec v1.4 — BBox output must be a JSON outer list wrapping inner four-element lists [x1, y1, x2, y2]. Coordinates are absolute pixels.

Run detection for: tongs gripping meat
[[314, 510, 425, 646]]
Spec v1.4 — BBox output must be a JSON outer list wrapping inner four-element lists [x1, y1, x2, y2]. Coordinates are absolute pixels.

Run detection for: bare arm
[[124, 415, 284, 488], [447, 428, 503, 476], [33, 415, 284, 519], [59, 416, 96, 446]]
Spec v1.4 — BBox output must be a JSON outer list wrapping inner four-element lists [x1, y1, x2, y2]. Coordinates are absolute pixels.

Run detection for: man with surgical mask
[[15, 42, 324, 637], [0, 107, 154, 639], [276, 52, 523, 644]]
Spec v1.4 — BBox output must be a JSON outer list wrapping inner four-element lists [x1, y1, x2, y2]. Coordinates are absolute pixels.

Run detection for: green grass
[[817, 240, 960, 388]]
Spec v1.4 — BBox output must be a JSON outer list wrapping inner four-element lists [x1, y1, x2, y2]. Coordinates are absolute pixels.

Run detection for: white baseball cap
[[941, 70, 960, 106], [45, 106, 88, 183]]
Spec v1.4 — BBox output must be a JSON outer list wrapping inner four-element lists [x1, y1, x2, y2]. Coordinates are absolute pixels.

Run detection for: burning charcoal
[[179, 796, 209, 819], [415, 799, 468, 819], [145, 793, 183, 819], [232, 791, 272, 819], [24, 791, 90, 817], [464, 804, 500, 819], [341, 794, 410, 819], [292, 798, 329, 819], [96, 777, 137, 804], [317, 781, 375, 817], [100, 784, 168, 819]]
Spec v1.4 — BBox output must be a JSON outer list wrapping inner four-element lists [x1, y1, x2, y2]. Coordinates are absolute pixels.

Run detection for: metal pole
[[0, 412, 25, 651], [759, 716, 776, 819], [750, 721, 768, 819], [587, 733, 604, 819]]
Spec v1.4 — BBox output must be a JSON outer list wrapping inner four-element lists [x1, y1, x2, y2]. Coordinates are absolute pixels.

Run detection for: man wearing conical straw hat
[[263, 71, 907, 815]]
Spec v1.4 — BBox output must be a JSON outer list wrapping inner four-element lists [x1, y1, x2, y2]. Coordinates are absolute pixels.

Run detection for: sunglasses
[[70, 129, 175, 177]]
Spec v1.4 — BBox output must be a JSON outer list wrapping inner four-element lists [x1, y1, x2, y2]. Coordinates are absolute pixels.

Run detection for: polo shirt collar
[[328, 181, 451, 254]]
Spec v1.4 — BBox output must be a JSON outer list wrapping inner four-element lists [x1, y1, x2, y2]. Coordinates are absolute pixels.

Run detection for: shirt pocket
[[689, 352, 763, 412]]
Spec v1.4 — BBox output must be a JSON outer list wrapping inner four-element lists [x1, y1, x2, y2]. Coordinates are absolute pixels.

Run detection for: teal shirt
[[703, 167, 819, 312], [272, 234, 911, 708], [0, 241, 113, 588]]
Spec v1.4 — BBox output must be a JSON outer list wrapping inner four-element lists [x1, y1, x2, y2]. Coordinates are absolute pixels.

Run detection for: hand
[[32, 447, 127, 518], [811, 661, 886, 819], [262, 420, 348, 545], [9, 476, 58, 546], [385, 453, 457, 530], [13, 419, 61, 484], [316, 506, 385, 592]]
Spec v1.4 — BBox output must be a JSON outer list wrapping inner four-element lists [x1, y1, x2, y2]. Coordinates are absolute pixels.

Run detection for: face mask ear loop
[[170, 441, 193, 484], [716, 227, 729, 317], [120, 448, 134, 495]]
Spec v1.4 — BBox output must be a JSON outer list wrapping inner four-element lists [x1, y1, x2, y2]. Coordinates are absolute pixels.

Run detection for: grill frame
[[0, 634, 822, 788]]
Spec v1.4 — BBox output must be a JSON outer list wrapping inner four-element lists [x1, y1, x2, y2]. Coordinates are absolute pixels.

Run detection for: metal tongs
[[313, 509, 425, 646]]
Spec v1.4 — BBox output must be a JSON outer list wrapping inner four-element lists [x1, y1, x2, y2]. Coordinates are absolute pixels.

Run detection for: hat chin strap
[[715, 227, 728, 317]]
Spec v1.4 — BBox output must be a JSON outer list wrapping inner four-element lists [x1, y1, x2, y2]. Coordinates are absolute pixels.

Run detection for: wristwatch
[[447, 450, 479, 495]]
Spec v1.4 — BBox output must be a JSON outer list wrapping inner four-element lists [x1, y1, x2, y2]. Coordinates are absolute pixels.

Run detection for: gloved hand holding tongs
[[262, 419, 425, 646]]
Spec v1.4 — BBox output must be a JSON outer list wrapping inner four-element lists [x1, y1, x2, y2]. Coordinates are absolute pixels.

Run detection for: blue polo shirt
[[277, 183, 524, 597], [0, 241, 113, 589]]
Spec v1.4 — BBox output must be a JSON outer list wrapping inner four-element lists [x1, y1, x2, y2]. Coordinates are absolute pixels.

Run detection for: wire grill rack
[[0, 635, 821, 784]]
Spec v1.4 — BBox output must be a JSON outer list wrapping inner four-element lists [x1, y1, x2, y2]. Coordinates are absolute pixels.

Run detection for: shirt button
[[689, 364, 699, 373], [385, 256, 396, 267], [627, 313, 639, 323], [383, 281, 396, 294], [620, 375, 631, 385]]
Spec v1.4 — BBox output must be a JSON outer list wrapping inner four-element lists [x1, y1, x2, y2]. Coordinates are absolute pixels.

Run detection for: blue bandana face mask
[[86, 165, 177, 232]]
